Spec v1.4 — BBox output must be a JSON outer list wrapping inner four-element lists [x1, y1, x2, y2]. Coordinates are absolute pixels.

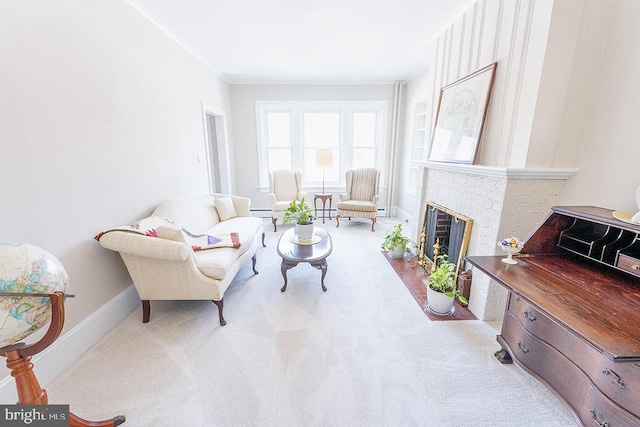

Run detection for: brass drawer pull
[[590, 409, 610, 427], [523, 310, 537, 322], [602, 368, 625, 388], [517, 341, 529, 354]]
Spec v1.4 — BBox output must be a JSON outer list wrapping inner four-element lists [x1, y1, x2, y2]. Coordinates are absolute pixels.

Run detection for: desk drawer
[[507, 294, 640, 416], [501, 313, 640, 426]]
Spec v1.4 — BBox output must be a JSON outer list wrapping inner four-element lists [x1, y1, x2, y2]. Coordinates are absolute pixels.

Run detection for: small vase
[[632, 185, 640, 223], [499, 245, 522, 264]]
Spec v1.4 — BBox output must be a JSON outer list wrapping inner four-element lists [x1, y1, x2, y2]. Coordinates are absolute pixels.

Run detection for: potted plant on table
[[381, 223, 413, 259], [282, 197, 315, 241], [425, 254, 468, 316]]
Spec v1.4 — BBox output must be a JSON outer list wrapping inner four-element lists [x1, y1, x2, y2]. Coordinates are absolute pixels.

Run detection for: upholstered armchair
[[268, 170, 307, 231], [336, 168, 380, 232]]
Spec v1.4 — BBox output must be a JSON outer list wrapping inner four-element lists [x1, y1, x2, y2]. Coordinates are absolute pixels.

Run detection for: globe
[[0, 243, 69, 348]]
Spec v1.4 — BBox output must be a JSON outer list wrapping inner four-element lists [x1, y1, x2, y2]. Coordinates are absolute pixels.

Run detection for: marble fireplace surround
[[413, 161, 576, 320]]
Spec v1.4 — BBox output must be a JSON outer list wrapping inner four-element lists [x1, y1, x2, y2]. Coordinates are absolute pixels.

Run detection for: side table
[[314, 193, 333, 223]]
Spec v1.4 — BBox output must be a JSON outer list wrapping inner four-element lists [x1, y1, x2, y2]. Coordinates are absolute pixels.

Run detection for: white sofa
[[97, 193, 265, 326]]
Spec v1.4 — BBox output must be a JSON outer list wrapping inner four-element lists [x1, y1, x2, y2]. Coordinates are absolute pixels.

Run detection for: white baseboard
[[0, 285, 140, 403]]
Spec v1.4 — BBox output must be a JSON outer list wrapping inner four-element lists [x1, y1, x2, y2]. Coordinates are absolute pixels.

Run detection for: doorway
[[202, 103, 231, 194]]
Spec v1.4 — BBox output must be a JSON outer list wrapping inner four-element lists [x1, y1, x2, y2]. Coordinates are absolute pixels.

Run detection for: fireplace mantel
[[413, 160, 577, 180]]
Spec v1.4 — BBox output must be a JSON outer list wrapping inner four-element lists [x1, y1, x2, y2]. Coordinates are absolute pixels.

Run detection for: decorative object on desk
[[613, 184, 640, 224], [282, 197, 315, 241], [498, 237, 523, 264], [425, 254, 468, 316], [0, 242, 125, 426], [315, 149, 333, 194], [381, 223, 413, 259], [428, 62, 497, 164]]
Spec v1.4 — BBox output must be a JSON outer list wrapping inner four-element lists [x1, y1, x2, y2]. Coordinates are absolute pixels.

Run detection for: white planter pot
[[427, 286, 455, 316], [389, 244, 405, 259], [295, 223, 314, 241]]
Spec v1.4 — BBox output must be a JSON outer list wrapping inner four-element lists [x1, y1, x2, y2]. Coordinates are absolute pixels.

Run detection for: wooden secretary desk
[[466, 206, 640, 426]]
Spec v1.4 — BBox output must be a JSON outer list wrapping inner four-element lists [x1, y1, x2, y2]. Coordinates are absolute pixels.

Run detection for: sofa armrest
[[339, 193, 350, 202], [99, 232, 191, 261], [268, 193, 277, 204], [372, 195, 380, 204]]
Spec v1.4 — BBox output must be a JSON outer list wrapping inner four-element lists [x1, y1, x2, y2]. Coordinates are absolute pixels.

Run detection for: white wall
[[229, 84, 395, 213], [0, 1, 231, 338], [560, 0, 640, 211]]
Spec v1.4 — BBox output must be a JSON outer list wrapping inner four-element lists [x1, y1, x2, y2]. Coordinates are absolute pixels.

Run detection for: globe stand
[[0, 292, 125, 426]]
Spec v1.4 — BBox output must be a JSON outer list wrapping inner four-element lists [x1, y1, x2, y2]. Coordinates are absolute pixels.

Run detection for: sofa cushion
[[215, 196, 237, 221], [194, 248, 239, 280], [206, 217, 262, 253], [152, 195, 219, 234]]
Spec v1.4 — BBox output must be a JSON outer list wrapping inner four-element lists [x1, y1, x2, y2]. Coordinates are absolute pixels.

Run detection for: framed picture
[[428, 62, 497, 164]]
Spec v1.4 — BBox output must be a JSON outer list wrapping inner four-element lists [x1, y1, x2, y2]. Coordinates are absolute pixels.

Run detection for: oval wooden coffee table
[[277, 227, 332, 292]]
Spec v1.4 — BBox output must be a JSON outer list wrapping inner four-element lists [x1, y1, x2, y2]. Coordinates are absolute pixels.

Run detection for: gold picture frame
[[428, 62, 497, 164]]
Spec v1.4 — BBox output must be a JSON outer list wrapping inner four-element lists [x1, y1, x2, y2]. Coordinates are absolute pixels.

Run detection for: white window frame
[[255, 100, 388, 190]]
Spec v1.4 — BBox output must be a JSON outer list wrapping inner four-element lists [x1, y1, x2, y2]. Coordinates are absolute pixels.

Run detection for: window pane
[[304, 148, 339, 182], [303, 113, 339, 148], [352, 148, 375, 169], [353, 112, 376, 147], [268, 148, 291, 171], [267, 113, 291, 147]]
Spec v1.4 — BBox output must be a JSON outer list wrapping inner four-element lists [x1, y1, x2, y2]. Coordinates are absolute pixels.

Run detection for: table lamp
[[316, 149, 333, 194]]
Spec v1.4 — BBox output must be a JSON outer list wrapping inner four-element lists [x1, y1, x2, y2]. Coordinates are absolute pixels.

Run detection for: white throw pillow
[[156, 225, 188, 244], [215, 196, 237, 221]]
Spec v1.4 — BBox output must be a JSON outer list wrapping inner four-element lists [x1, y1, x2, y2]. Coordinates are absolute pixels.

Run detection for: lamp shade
[[316, 149, 333, 168]]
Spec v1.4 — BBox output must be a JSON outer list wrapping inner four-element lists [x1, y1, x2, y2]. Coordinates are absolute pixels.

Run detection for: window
[[256, 101, 387, 189]]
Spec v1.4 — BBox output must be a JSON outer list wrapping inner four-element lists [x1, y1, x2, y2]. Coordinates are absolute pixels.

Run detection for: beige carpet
[[46, 218, 576, 426]]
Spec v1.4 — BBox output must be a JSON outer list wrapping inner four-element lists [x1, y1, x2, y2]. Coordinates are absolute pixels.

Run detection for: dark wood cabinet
[[467, 206, 640, 426]]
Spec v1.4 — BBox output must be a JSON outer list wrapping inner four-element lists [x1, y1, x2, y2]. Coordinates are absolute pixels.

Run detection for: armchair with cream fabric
[[268, 170, 307, 231], [335, 168, 380, 232]]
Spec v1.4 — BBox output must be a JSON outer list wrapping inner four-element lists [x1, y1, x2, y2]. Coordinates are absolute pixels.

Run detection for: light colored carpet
[[46, 218, 576, 426]]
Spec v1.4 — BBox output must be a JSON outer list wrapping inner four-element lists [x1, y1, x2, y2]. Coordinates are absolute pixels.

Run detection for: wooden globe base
[[0, 292, 125, 426]]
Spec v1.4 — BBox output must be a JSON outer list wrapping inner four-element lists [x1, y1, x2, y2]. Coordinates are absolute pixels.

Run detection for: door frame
[[201, 102, 232, 194]]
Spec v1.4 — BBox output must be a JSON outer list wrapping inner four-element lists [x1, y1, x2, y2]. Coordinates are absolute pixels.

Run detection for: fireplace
[[418, 201, 472, 279]]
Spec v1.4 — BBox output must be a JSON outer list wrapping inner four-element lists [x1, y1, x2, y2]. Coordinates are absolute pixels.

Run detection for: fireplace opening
[[418, 202, 473, 279]]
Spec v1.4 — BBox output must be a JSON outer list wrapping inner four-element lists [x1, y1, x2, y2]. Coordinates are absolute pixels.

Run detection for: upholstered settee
[[96, 194, 265, 326]]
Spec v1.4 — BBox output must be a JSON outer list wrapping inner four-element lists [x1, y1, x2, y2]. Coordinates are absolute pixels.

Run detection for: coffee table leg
[[280, 260, 298, 292], [311, 260, 328, 291]]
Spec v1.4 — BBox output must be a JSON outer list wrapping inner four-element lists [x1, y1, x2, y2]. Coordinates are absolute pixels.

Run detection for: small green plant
[[426, 254, 468, 304], [282, 197, 315, 225], [381, 223, 413, 254]]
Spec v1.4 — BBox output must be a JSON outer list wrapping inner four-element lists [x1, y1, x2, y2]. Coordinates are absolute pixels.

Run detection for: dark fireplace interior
[[420, 202, 472, 275]]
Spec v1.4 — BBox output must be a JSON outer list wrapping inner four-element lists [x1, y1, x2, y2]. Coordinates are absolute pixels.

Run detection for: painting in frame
[[428, 62, 497, 164]]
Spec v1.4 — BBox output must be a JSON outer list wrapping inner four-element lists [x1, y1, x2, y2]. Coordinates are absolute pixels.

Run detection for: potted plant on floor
[[282, 197, 315, 241], [381, 223, 413, 259], [425, 254, 468, 315]]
